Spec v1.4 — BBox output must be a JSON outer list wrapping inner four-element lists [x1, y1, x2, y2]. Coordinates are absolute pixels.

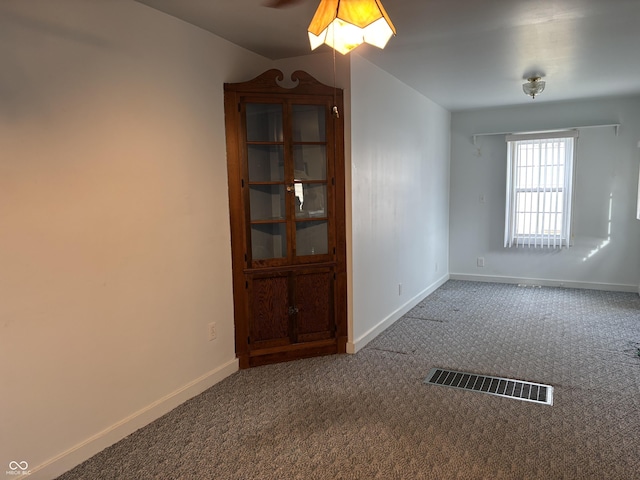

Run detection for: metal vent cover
[[425, 368, 553, 406]]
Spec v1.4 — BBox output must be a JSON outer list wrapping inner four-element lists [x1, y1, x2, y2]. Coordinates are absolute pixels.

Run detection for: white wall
[[450, 96, 640, 290], [349, 54, 451, 351], [0, 1, 271, 478]]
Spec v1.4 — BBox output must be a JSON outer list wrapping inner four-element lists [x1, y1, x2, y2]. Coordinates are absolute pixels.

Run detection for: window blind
[[505, 130, 578, 248]]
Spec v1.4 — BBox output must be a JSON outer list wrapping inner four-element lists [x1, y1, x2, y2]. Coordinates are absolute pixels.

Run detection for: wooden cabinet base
[[239, 338, 347, 368]]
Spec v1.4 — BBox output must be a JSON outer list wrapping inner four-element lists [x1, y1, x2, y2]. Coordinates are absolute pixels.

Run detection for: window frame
[[504, 130, 578, 248]]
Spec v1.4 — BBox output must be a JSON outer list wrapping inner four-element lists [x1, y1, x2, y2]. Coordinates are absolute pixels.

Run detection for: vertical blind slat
[[544, 140, 548, 247], [526, 142, 532, 247], [511, 145, 517, 246], [552, 144, 557, 248]]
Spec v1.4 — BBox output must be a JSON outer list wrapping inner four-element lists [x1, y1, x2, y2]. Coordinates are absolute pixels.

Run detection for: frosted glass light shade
[[523, 77, 546, 99], [308, 0, 396, 55]]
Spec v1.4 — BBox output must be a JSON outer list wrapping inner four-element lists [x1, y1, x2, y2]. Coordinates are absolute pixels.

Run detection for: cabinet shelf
[[250, 218, 286, 224]]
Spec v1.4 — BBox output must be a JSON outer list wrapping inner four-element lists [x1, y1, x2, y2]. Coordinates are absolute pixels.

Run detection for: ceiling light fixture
[[523, 76, 546, 99], [308, 0, 397, 55]]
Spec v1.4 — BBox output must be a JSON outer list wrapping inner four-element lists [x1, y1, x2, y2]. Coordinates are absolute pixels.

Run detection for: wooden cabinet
[[224, 70, 347, 368]]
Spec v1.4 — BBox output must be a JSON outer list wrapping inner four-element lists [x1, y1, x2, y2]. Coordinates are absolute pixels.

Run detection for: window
[[504, 130, 578, 248]]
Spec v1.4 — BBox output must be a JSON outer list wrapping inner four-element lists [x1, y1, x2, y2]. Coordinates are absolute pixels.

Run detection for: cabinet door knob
[[288, 306, 299, 315], [286, 184, 295, 193]]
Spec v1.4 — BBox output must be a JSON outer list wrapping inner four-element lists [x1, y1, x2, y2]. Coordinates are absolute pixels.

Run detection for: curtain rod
[[472, 123, 620, 146]]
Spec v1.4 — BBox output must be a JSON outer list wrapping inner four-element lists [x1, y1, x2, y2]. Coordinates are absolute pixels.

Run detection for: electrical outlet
[[208, 322, 217, 341], [398, 283, 402, 296], [435, 262, 439, 272], [477, 257, 485, 267]]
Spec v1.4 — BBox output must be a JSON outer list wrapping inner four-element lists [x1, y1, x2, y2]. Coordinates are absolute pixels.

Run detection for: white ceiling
[[135, 0, 640, 111]]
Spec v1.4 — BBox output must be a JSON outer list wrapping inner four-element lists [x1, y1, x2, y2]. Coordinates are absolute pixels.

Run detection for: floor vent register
[[425, 368, 553, 405]]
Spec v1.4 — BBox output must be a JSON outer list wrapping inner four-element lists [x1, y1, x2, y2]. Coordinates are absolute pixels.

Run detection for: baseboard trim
[[449, 273, 639, 293], [30, 358, 239, 480], [347, 274, 450, 354]]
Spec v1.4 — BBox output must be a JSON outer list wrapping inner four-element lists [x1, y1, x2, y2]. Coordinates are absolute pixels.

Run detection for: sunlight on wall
[[583, 193, 612, 261], [637, 141, 640, 220]]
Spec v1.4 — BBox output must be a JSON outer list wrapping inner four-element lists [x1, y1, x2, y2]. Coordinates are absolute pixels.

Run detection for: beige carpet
[[57, 281, 640, 479]]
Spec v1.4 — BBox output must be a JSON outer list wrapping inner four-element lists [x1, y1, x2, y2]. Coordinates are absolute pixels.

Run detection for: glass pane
[[294, 145, 327, 181], [296, 221, 328, 256], [292, 105, 325, 142], [251, 224, 286, 260], [249, 185, 285, 221], [248, 145, 284, 182], [246, 104, 283, 142], [294, 184, 326, 219]]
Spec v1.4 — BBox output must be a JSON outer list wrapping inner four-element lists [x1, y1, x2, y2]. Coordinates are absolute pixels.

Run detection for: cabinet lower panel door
[[295, 270, 334, 342], [248, 274, 290, 349]]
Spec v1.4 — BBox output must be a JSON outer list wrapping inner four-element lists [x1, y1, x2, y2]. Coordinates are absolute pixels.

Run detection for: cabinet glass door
[[246, 103, 286, 261], [245, 102, 331, 263], [292, 105, 329, 257]]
